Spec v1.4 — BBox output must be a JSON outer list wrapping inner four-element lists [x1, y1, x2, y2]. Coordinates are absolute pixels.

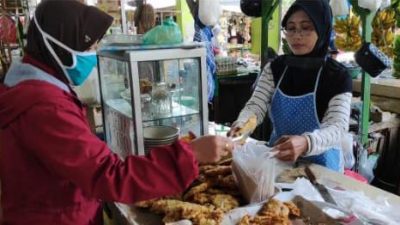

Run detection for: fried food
[[203, 165, 232, 177], [216, 174, 236, 188], [259, 198, 290, 218], [134, 198, 157, 208], [192, 193, 211, 205], [183, 182, 211, 200], [199, 165, 217, 173], [217, 157, 233, 166], [149, 199, 224, 225], [276, 167, 307, 183], [191, 193, 240, 213], [209, 194, 239, 213], [237, 214, 251, 225], [237, 115, 257, 136], [237, 199, 300, 225], [284, 201, 301, 217]]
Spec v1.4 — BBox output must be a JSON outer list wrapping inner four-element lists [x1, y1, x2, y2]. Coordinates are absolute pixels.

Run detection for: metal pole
[[360, 12, 374, 145], [261, 0, 280, 68], [121, 0, 128, 34]]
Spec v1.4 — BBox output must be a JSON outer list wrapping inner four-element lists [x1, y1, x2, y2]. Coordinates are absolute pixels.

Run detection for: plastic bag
[[232, 142, 276, 204], [380, 0, 391, 9], [198, 0, 221, 26], [358, 0, 382, 12], [326, 187, 400, 224], [142, 18, 183, 45], [358, 149, 378, 183], [341, 132, 355, 169], [330, 0, 350, 17]]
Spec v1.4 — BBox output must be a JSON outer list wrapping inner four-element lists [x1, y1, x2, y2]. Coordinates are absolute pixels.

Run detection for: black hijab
[[270, 0, 351, 121], [25, 0, 113, 84]]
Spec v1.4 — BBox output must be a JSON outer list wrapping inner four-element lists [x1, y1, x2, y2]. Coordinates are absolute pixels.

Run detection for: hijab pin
[[84, 35, 91, 43]]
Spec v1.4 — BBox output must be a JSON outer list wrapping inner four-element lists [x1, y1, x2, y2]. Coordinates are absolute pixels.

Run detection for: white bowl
[[143, 125, 179, 140]]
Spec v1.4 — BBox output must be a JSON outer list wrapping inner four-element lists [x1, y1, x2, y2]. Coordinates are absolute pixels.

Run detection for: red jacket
[[0, 58, 199, 225]]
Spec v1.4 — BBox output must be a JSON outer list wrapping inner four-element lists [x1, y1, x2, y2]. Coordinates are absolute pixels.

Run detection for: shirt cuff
[[303, 134, 312, 156]]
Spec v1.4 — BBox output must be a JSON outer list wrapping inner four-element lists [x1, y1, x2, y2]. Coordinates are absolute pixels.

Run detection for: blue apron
[[269, 66, 341, 171]]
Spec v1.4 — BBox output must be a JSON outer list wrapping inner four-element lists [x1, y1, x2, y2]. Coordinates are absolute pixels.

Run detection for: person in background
[[186, 0, 216, 103], [134, 3, 157, 84], [0, 1, 234, 224], [228, 0, 352, 172], [134, 3, 156, 35]]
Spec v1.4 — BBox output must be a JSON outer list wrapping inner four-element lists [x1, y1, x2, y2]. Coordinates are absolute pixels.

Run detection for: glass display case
[[97, 43, 208, 157]]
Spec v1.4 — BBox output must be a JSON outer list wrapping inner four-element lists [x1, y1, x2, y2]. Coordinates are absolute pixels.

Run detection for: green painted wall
[[251, 7, 281, 54], [176, 0, 194, 41]]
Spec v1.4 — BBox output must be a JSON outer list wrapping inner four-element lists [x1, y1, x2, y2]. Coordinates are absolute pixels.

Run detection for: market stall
[[2, 0, 400, 224]]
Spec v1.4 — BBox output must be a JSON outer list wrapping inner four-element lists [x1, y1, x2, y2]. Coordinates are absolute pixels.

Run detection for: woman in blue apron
[[229, 0, 352, 172]]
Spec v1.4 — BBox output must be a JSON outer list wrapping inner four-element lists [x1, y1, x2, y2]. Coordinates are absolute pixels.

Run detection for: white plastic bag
[[198, 0, 221, 26], [358, 0, 383, 12], [330, 0, 350, 17], [341, 132, 355, 169], [232, 142, 276, 204], [380, 0, 391, 9]]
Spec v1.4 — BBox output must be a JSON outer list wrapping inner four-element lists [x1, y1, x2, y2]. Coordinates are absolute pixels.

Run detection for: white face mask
[[33, 15, 98, 86]]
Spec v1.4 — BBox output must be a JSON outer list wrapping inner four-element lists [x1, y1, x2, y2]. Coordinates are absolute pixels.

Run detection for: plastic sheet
[[277, 177, 400, 225]]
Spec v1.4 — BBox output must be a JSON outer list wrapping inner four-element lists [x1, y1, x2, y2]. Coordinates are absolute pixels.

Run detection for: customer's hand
[[190, 135, 234, 164], [273, 135, 308, 162]]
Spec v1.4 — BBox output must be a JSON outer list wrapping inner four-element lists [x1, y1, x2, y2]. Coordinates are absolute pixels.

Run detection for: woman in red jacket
[[0, 1, 233, 224]]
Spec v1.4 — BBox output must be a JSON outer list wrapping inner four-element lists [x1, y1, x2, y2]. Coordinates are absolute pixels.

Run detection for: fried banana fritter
[[237, 199, 301, 225], [203, 165, 232, 177], [149, 199, 224, 225], [183, 182, 211, 200]]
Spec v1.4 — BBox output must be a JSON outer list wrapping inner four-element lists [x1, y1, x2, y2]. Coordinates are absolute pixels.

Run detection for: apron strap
[[276, 66, 288, 89], [313, 66, 324, 93]]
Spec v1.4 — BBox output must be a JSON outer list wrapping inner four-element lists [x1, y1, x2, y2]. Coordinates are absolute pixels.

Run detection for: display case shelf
[[106, 99, 200, 121]]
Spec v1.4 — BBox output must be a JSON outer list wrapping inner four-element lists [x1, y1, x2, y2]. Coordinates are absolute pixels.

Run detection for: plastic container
[[344, 169, 368, 183]]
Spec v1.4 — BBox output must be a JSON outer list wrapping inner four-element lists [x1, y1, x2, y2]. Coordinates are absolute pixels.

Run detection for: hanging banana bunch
[[334, 14, 362, 52], [372, 9, 396, 58]]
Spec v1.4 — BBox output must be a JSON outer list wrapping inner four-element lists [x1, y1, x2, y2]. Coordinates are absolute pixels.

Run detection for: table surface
[[352, 78, 400, 99]]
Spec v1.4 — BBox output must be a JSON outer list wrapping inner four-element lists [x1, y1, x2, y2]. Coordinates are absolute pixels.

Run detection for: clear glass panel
[[138, 58, 202, 136], [98, 56, 136, 157]]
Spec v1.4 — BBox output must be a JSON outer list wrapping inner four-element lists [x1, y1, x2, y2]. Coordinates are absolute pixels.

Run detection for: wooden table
[[352, 78, 400, 114], [110, 164, 400, 225]]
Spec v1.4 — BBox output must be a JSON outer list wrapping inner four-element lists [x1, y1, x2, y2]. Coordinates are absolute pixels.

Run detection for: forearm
[[304, 92, 352, 156], [236, 63, 275, 126]]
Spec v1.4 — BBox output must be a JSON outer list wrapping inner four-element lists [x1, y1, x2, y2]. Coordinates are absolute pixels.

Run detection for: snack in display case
[[97, 42, 208, 157]]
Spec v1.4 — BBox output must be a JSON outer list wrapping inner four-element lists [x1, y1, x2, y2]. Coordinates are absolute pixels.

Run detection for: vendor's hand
[[190, 135, 234, 163], [273, 135, 308, 162], [227, 121, 244, 137]]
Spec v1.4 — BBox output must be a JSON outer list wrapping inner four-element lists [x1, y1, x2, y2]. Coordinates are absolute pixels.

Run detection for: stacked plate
[[143, 125, 179, 154]]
